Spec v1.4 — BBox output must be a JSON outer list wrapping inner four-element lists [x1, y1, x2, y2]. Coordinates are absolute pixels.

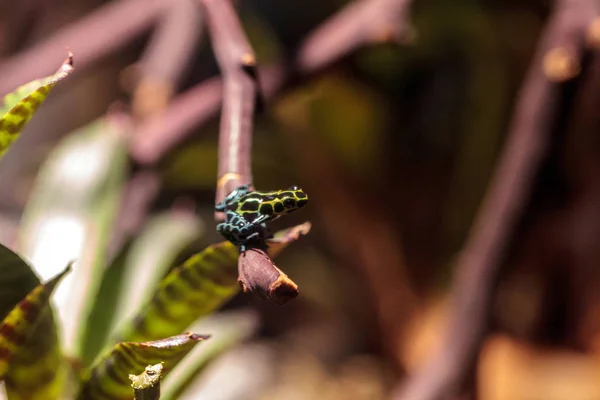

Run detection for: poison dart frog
[[215, 184, 308, 251]]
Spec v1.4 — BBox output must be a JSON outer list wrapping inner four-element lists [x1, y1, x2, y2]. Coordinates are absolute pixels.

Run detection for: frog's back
[[234, 186, 308, 221]]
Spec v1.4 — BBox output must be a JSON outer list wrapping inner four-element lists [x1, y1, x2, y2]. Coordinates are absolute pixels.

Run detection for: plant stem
[[129, 363, 163, 400]]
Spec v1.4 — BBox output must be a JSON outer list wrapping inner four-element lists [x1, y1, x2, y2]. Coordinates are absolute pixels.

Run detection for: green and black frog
[[215, 184, 308, 251]]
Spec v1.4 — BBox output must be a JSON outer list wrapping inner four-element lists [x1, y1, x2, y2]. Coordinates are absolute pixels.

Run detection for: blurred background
[[3, 0, 600, 399]]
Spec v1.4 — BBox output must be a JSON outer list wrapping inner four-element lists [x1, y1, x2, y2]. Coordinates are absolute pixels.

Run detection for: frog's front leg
[[238, 222, 272, 252], [216, 211, 250, 246]]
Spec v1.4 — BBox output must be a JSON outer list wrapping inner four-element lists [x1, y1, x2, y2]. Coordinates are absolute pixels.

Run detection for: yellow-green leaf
[[0, 263, 71, 379], [161, 310, 259, 400], [0, 53, 74, 158], [79, 332, 208, 400], [0, 245, 67, 400], [0, 244, 40, 321], [81, 211, 203, 367], [117, 223, 311, 343]]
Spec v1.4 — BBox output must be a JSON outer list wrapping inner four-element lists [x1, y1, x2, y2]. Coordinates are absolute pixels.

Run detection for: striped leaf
[[161, 310, 259, 400], [0, 263, 71, 378], [0, 244, 66, 400], [117, 223, 311, 343], [81, 211, 203, 367], [0, 53, 74, 158], [0, 244, 40, 321], [79, 332, 208, 400]]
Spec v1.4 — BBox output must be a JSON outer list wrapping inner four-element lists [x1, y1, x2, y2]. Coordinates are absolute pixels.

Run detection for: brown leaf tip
[[65, 259, 76, 271], [54, 260, 74, 282], [269, 274, 299, 305], [238, 280, 249, 293], [65, 50, 74, 67], [187, 333, 211, 341], [53, 50, 75, 82]]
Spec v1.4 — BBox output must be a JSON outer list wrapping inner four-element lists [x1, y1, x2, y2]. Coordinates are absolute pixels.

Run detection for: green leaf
[[0, 244, 66, 400], [17, 115, 128, 358], [0, 53, 74, 158], [81, 211, 203, 366], [0, 263, 71, 378], [117, 223, 311, 343], [79, 333, 208, 400], [161, 310, 259, 400], [4, 310, 66, 400], [0, 244, 40, 321]]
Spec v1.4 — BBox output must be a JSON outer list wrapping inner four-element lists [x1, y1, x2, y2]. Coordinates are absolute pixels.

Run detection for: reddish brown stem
[[129, 0, 414, 167], [296, 0, 413, 72], [238, 247, 299, 305], [0, 0, 172, 95], [131, 77, 223, 164], [129, 0, 415, 304], [133, 0, 204, 119], [199, 0, 259, 211], [393, 1, 599, 399]]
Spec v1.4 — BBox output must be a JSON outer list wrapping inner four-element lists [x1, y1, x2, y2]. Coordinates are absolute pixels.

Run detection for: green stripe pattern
[[0, 53, 74, 158], [116, 223, 310, 344], [0, 244, 40, 321], [79, 332, 208, 400], [117, 241, 240, 343], [0, 244, 67, 400], [4, 312, 66, 400], [0, 263, 71, 378]]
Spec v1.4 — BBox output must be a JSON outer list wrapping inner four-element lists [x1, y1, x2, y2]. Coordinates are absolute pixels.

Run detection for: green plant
[[0, 56, 309, 400]]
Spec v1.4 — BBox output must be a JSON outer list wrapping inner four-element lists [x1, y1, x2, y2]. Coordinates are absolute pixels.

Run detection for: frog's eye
[[234, 184, 250, 193], [288, 185, 300, 191]]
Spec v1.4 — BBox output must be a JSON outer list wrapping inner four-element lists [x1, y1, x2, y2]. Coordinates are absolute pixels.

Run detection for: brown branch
[[129, 0, 414, 166], [199, 0, 260, 210], [130, 77, 223, 164], [295, 0, 413, 72], [0, 0, 172, 95], [392, 1, 599, 399], [132, 0, 204, 119], [200, 0, 293, 302]]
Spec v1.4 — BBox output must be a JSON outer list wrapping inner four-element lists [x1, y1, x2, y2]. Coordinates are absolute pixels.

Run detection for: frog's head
[[215, 184, 251, 211], [275, 185, 308, 215]]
